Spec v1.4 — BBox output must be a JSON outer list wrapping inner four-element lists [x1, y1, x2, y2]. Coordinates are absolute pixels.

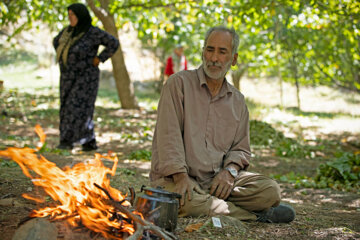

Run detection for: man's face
[[202, 31, 237, 80], [68, 10, 78, 27]]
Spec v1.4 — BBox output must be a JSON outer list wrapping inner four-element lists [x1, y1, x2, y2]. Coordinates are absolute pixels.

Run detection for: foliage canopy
[[1, 0, 359, 92]]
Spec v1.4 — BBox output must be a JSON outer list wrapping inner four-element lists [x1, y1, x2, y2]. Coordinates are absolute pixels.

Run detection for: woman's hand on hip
[[93, 56, 100, 67]]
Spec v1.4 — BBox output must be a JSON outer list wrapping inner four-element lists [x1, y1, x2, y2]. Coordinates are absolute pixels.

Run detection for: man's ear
[[232, 53, 238, 66]]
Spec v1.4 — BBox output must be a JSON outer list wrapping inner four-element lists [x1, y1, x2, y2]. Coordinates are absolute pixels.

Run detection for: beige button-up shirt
[[150, 65, 251, 189]]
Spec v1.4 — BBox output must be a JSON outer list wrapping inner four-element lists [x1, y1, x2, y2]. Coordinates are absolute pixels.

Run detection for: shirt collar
[[197, 65, 233, 97]]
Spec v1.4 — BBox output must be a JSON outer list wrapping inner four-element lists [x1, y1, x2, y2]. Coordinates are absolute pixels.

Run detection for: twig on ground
[[94, 183, 178, 240]]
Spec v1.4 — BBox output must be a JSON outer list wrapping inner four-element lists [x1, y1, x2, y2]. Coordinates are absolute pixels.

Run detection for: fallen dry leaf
[[184, 222, 204, 232]]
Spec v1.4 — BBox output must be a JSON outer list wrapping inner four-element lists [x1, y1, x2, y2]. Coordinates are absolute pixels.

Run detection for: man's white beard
[[203, 55, 232, 80]]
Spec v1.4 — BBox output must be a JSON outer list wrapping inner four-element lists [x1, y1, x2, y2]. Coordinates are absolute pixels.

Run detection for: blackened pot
[[134, 186, 181, 232]]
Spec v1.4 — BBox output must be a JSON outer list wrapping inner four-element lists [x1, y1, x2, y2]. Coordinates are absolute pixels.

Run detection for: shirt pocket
[[213, 107, 237, 152]]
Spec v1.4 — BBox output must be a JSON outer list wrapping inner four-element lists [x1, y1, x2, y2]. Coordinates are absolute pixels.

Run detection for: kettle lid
[[141, 185, 181, 199]]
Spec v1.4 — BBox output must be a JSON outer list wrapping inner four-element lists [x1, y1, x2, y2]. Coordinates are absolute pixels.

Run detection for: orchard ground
[[0, 74, 359, 239]]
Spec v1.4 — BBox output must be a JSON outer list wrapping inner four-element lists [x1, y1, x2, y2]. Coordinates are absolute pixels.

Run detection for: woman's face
[[68, 10, 78, 27]]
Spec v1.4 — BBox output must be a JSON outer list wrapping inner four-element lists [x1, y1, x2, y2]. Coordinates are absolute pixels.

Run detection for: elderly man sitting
[[150, 26, 295, 223]]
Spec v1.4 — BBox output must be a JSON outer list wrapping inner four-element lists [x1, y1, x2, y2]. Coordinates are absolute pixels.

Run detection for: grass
[[97, 88, 119, 103], [1, 79, 359, 240], [284, 106, 359, 119], [0, 48, 38, 67], [1, 68, 58, 91]]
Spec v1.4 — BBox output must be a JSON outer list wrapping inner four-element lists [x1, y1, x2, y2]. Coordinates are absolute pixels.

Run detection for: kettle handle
[[140, 185, 145, 192], [128, 187, 135, 205]]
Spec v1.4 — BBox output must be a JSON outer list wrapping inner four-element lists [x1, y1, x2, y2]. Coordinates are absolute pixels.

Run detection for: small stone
[[12, 217, 57, 240]]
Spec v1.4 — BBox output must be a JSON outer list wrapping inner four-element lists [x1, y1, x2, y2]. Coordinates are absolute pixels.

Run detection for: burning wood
[[0, 125, 177, 239]]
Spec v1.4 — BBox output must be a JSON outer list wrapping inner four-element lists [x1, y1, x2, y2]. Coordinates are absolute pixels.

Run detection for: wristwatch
[[225, 166, 238, 178]]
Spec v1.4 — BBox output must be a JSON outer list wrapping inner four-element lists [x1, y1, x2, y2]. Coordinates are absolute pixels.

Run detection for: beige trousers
[[151, 171, 281, 221]]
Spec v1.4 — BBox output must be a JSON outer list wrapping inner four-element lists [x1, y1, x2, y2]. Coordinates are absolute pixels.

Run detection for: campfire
[[0, 125, 176, 239]]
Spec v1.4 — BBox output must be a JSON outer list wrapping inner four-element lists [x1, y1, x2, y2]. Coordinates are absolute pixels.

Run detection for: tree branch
[[86, 0, 109, 23], [314, 62, 359, 92], [115, 0, 199, 11]]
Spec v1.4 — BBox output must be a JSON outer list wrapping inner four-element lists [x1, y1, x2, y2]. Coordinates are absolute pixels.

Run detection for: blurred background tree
[[1, 0, 359, 109]]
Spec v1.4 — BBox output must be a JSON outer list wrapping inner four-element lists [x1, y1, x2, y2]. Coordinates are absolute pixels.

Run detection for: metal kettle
[[134, 186, 181, 232]]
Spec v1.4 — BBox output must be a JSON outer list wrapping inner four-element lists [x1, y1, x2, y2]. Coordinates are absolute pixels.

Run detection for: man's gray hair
[[204, 26, 239, 56]]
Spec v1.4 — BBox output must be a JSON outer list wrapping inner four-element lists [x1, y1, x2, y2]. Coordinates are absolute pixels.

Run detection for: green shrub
[[128, 149, 152, 161], [250, 120, 285, 147], [315, 152, 360, 191], [250, 120, 319, 158], [0, 159, 18, 168], [272, 152, 360, 193]]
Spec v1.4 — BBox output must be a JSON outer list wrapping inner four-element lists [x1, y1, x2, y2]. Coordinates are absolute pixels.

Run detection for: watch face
[[226, 167, 237, 177]]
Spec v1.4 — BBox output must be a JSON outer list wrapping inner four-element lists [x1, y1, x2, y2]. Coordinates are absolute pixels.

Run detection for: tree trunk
[[291, 56, 301, 110], [87, 0, 138, 109], [106, 27, 138, 109], [295, 77, 301, 110], [275, 15, 284, 109], [231, 63, 248, 90]]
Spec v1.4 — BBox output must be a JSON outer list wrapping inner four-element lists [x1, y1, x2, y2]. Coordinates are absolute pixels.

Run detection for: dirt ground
[[0, 104, 359, 240]]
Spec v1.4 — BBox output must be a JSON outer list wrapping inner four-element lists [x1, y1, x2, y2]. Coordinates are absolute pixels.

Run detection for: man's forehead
[[205, 31, 232, 50]]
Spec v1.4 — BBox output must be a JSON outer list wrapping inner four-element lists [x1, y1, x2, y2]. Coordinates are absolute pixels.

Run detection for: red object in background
[[164, 55, 188, 76]]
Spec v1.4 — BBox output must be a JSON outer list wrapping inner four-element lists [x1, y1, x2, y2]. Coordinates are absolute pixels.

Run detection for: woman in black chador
[[53, 3, 119, 151]]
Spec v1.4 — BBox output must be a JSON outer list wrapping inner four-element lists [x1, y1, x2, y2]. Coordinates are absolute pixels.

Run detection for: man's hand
[[93, 56, 100, 67], [172, 172, 205, 206], [209, 169, 235, 200]]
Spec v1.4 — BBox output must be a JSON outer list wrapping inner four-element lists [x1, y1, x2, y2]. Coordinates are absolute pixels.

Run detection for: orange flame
[[0, 125, 137, 239]]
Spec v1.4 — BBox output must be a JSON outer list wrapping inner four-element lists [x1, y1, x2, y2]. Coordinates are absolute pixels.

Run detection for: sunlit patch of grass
[[110, 169, 149, 194], [344, 95, 360, 105], [284, 107, 358, 119], [246, 98, 268, 120], [1, 67, 57, 90], [128, 149, 152, 161], [271, 151, 360, 193], [97, 88, 119, 104], [1, 134, 29, 142], [0, 159, 18, 168], [116, 168, 136, 176], [136, 91, 160, 104], [29, 109, 58, 120], [37, 142, 72, 156], [134, 81, 160, 110], [0, 133, 32, 149], [0, 48, 38, 68], [0, 88, 60, 126], [0, 47, 55, 91], [97, 81, 160, 110]]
